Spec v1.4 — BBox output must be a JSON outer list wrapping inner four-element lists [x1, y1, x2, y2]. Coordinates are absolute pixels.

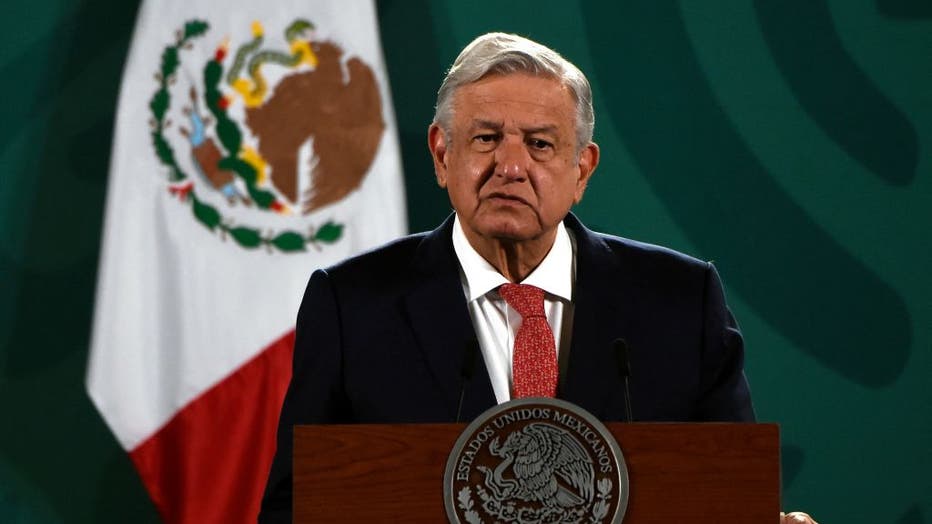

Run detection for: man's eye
[[529, 139, 553, 150], [474, 134, 497, 143]]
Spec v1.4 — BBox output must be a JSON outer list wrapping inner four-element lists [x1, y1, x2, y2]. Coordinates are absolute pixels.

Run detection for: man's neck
[[463, 228, 558, 283]]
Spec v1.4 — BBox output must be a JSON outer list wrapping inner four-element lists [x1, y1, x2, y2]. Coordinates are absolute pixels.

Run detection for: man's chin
[[459, 211, 556, 245], [475, 222, 545, 244]]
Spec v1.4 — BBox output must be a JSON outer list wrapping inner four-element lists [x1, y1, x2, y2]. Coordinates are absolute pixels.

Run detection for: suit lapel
[[400, 216, 497, 421], [560, 214, 635, 419], [398, 213, 638, 421]]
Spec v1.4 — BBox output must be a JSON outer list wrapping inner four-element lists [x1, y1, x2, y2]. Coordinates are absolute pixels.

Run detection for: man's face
[[428, 73, 599, 247]]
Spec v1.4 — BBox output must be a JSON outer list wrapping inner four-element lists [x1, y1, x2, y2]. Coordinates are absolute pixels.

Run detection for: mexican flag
[[85, 1, 406, 521]]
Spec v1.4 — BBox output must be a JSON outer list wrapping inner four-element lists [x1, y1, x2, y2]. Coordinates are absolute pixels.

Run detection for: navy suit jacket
[[259, 213, 754, 520]]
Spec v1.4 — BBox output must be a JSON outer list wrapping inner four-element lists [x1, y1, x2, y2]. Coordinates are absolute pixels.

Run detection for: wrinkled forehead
[[451, 74, 575, 125], [467, 69, 576, 102]]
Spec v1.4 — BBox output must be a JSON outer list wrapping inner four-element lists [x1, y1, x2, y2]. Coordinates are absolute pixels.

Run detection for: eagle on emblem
[[478, 422, 595, 509]]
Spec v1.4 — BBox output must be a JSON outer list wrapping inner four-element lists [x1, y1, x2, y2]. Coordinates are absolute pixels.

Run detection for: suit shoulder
[[303, 225, 455, 311], [324, 231, 428, 280], [593, 231, 710, 272]]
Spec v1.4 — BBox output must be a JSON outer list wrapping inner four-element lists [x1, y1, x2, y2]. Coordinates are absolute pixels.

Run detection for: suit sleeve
[[259, 269, 350, 523], [696, 263, 756, 422]]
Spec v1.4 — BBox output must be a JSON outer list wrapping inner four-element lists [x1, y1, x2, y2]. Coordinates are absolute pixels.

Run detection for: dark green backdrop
[[2, 1, 929, 522]]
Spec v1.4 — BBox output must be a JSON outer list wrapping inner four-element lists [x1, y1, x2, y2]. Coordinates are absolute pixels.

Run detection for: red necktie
[[499, 283, 558, 398]]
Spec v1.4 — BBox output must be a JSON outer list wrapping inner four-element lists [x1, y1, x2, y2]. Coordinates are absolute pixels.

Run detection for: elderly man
[[260, 32, 817, 524]]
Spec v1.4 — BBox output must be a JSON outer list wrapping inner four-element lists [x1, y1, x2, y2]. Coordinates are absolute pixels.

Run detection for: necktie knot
[[499, 283, 546, 319]]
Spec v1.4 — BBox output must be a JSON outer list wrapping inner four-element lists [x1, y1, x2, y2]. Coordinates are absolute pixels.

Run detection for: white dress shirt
[[451, 215, 576, 403]]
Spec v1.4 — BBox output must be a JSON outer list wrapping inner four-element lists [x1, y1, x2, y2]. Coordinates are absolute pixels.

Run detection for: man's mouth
[[485, 193, 529, 206]]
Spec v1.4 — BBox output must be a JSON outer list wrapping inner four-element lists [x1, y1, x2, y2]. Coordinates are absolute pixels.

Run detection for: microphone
[[613, 338, 634, 422], [455, 338, 479, 423]]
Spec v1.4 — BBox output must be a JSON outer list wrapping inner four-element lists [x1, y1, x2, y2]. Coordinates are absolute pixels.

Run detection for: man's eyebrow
[[469, 120, 559, 136], [522, 124, 559, 136], [470, 119, 503, 130]]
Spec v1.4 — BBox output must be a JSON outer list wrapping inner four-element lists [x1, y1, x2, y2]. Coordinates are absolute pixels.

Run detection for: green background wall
[[2, 1, 930, 522]]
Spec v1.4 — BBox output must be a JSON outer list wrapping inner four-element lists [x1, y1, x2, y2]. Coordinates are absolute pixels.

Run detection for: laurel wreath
[[457, 487, 483, 524], [147, 19, 344, 253], [589, 477, 613, 523], [460, 479, 612, 524]]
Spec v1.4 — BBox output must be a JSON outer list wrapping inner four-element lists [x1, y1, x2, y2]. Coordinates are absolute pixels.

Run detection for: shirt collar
[[452, 214, 574, 302]]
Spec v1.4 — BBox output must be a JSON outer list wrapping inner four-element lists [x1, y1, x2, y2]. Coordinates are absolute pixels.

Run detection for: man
[[260, 32, 816, 524]]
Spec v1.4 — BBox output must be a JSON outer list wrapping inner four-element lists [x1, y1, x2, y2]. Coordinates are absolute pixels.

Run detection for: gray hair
[[432, 32, 595, 150]]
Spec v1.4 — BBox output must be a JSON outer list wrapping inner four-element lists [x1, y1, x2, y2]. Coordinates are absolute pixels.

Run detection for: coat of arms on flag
[[151, 18, 387, 252]]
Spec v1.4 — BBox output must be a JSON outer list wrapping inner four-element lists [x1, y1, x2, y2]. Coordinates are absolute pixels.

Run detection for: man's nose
[[493, 138, 529, 180]]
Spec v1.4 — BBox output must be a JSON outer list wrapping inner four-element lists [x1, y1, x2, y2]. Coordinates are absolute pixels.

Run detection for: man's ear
[[573, 142, 600, 204], [428, 124, 449, 188]]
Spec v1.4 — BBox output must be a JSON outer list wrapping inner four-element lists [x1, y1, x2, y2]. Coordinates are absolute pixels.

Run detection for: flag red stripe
[[129, 330, 294, 523]]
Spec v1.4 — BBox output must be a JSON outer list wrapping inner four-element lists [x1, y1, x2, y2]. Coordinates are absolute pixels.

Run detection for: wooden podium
[[294, 422, 779, 522]]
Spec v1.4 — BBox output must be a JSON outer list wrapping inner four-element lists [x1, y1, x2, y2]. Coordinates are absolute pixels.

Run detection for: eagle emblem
[[147, 18, 385, 252], [479, 422, 594, 510], [445, 399, 628, 524]]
